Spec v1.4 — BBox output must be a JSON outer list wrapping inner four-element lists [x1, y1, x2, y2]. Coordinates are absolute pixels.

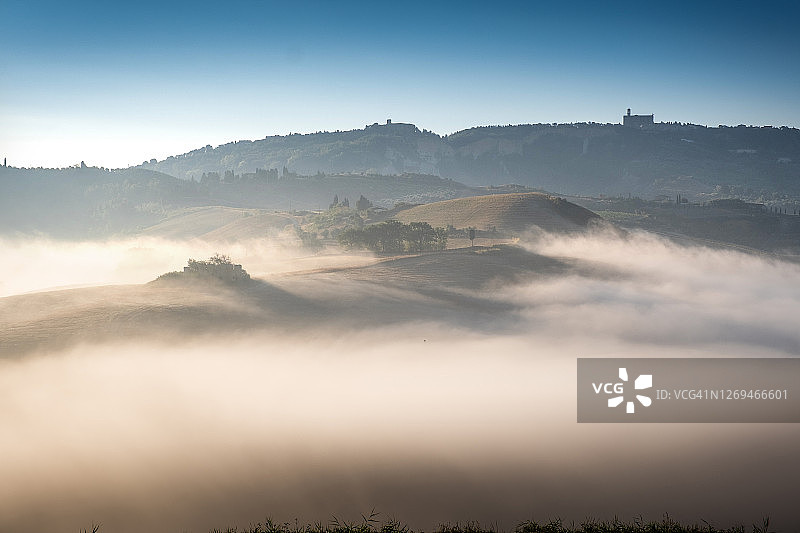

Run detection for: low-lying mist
[[1, 229, 798, 532], [0, 236, 375, 297], [515, 229, 800, 356]]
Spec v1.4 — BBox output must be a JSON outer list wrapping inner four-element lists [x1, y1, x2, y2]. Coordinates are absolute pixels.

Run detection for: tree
[[433, 227, 448, 250], [338, 227, 364, 249], [407, 222, 436, 252], [377, 220, 405, 252], [209, 253, 232, 265], [330, 194, 339, 209], [295, 227, 323, 251], [201, 171, 220, 184], [356, 194, 372, 211]]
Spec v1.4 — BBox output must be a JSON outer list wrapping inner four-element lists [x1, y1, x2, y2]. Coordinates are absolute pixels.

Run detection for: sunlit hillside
[[393, 192, 599, 233]]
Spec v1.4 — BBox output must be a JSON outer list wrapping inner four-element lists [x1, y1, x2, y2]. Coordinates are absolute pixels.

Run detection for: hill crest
[[393, 192, 599, 233], [138, 121, 800, 202]]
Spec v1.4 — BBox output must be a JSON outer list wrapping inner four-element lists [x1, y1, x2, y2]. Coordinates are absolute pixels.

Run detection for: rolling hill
[[139, 207, 297, 240], [393, 192, 600, 233], [0, 244, 600, 358]]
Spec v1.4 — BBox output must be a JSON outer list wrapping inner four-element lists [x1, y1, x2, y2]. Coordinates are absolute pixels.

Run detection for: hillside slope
[[0, 166, 192, 238], [0, 165, 477, 237], [139, 121, 800, 200], [393, 192, 599, 233], [0, 244, 597, 357], [140, 207, 296, 240]]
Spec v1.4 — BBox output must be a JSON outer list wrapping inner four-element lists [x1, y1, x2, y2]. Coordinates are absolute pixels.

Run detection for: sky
[[1, 0, 799, 169]]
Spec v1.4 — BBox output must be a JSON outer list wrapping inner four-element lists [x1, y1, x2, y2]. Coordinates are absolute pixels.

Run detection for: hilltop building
[[623, 108, 654, 128], [365, 119, 419, 134]]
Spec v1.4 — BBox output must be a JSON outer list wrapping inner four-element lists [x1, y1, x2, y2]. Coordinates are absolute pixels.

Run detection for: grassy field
[[393, 193, 599, 233], [0, 244, 586, 357], [572, 197, 800, 255], [140, 206, 298, 240], [205, 514, 775, 533]]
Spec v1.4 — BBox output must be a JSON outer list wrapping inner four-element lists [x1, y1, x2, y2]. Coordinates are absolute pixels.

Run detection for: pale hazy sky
[[1, 0, 799, 169]]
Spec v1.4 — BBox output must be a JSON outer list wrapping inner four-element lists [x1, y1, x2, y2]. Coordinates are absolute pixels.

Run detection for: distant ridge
[[139, 120, 800, 201], [0, 165, 477, 237]]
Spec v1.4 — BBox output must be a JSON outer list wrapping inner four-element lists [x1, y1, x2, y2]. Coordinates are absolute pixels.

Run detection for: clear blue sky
[[2, 0, 798, 169]]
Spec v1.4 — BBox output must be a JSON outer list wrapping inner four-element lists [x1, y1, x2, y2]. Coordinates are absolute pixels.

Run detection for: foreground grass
[[205, 513, 775, 533], [78, 514, 775, 533]]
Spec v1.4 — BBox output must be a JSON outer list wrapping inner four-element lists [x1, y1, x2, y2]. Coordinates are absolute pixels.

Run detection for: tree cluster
[[184, 254, 250, 282], [330, 194, 372, 211], [338, 220, 447, 253], [330, 194, 349, 208], [356, 194, 372, 210]]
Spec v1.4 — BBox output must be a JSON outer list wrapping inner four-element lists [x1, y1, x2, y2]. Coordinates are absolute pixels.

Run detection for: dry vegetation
[[141, 206, 297, 240], [209, 515, 776, 533], [393, 193, 599, 234], [0, 245, 591, 357]]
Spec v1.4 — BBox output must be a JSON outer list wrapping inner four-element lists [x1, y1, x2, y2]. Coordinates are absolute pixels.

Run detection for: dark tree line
[[338, 220, 447, 253], [330, 194, 373, 210]]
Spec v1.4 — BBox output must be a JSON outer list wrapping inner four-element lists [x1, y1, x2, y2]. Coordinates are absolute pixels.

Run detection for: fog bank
[[0, 236, 375, 297], [1, 229, 799, 532]]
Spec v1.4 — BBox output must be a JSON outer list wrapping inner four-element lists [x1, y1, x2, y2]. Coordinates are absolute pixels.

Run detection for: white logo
[[593, 367, 653, 414]]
